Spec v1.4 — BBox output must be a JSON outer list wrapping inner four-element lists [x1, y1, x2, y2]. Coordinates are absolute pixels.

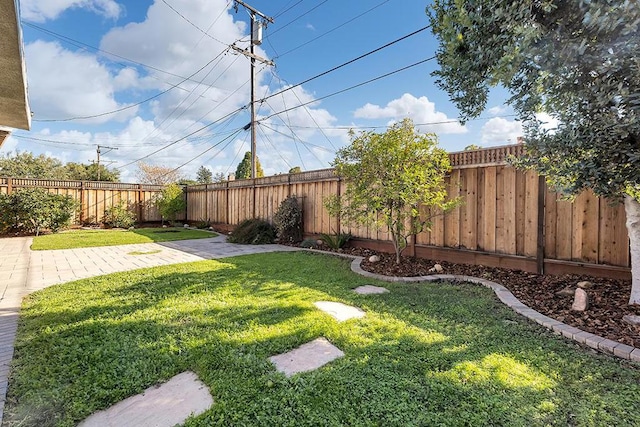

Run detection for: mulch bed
[[307, 245, 640, 348]]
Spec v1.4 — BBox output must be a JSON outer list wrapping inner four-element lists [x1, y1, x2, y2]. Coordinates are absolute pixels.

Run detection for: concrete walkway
[[0, 233, 298, 423]]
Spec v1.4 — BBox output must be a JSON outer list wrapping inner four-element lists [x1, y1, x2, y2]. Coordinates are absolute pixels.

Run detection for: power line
[[261, 56, 436, 122], [273, 0, 305, 19], [274, 0, 391, 59], [266, 0, 330, 38], [262, 25, 431, 104], [160, 0, 229, 46]]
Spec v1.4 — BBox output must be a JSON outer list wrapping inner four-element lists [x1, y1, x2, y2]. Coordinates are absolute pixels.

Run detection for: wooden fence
[[0, 177, 179, 223], [185, 144, 630, 279]]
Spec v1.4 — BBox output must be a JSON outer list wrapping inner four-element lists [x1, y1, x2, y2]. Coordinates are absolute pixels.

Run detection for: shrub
[[319, 232, 352, 249], [156, 183, 186, 225], [273, 195, 303, 243], [102, 202, 136, 229], [300, 238, 318, 249], [0, 188, 78, 235], [228, 219, 275, 244]]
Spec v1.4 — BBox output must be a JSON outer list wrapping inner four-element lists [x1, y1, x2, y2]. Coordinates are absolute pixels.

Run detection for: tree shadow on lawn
[[6, 252, 640, 427]]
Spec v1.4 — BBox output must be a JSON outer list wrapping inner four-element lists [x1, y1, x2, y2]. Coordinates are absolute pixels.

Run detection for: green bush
[[0, 188, 78, 235], [156, 183, 186, 225], [319, 232, 352, 249], [273, 195, 303, 243], [228, 219, 275, 244], [102, 202, 136, 229]]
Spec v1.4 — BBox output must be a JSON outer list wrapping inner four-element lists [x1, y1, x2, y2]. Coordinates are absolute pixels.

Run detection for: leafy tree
[[464, 144, 481, 151], [325, 118, 458, 264], [288, 166, 302, 174], [235, 152, 264, 180], [156, 183, 186, 225], [273, 195, 303, 243], [64, 162, 120, 182], [0, 151, 67, 179], [0, 188, 77, 235], [136, 162, 184, 185], [213, 172, 227, 183], [428, 0, 640, 304], [196, 165, 213, 184]]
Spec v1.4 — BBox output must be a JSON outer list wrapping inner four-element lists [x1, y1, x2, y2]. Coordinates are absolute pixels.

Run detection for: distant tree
[[428, 0, 640, 304], [288, 166, 302, 174], [177, 179, 198, 186], [213, 172, 227, 183], [0, 151, 66, 179], [156, 183, 186, 225], [64, 162, 120, 182], [136, 162, 184, 185], [235, 151, 264, 179], [325, 118, 458, 264], [464, 144, 481, 151], [196, 165, 213, 184]]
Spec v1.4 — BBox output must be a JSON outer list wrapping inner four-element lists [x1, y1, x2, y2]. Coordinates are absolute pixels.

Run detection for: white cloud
[[353, 93, 467, 134], [480, 117, 523, 145], [25, 40, 136, 124], [21, 0, 122, 22], [305, 23, 316, 31], [487, 105, 508, 116], [536, 112, 560, 132]]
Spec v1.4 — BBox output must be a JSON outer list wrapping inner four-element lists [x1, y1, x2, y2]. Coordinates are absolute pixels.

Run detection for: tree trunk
[[625, 195, 640, 305]]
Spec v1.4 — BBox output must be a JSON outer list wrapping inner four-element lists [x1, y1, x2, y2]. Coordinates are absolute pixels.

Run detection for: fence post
[[536, 175, 546, 274], [226, 180, 230, 227], [205, 184, 209, 222], [7, 177, 12, 195], [79, 181, 85, 224], [336, 176, 341, 236], [137, 184, 143, 223]]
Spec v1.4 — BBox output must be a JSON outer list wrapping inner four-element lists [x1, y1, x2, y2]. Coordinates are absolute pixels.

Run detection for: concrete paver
[[314, 301, 366, 322], [79, 371, 213, 427], [269, 337, 345, 377]]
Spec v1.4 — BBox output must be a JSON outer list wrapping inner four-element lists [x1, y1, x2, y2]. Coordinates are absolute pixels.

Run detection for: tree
[[0, 188, 77, 236], [428, 0, 640, 303], [325, 118, 458, 264], [464, 144, 481, 151], [156, 183, 186, 225], [0, 151, 67, 179], [234, 152, 264, 180], [64, 162, 120, 182], [136, 162, 184, 185], [196, 165, 213, 184], [288, 166, 302, 174], [213, 172, 227, 183]]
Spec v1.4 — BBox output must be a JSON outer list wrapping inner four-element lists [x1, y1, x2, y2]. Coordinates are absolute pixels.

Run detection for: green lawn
[[30, 227, 216, 250], [6, 252, 640, 426]]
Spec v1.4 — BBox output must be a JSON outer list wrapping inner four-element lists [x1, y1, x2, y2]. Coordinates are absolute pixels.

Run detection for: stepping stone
[[314, 301, 365, 321], [353, 284, 389, 295], [269, 337, 344, 377], [79, 371, 213, 427]]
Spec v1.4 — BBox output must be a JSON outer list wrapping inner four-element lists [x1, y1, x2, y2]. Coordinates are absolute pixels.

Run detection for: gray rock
[[369, 255, 380, 263], [555, 286, 576, 297], [571, 288, 589, 311], [622, 315, 640, 326], [316, 239, 324, 246], [577, 281, 594, 289], [184, 223, 189, 228]]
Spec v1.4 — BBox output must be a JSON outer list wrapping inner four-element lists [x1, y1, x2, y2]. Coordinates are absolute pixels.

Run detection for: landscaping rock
[[316, 239, 324, 246], [571, 288, 589, 311], [577, 281, 594, 289], [369, 255, 380, 263], [555, 286, 576, 297], [184, 224, 189, 228], [428, 264, 444, 273], [622, 315, 640, 327]]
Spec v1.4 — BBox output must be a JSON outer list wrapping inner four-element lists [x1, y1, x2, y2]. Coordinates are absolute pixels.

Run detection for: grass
[[6, 252, 640, 426], [30, 228, 217, 250], [127, 250, 162, 256]]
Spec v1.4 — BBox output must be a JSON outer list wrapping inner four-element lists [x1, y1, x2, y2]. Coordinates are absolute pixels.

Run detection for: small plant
[[102, 202, 136, 229], [299, 238, 318, 249], [319, 232, 352, 249], [228, 218, 275, 244], [194, 218, 211, 229], [273, 195, 303, 243], [156, 183, 186, 225]]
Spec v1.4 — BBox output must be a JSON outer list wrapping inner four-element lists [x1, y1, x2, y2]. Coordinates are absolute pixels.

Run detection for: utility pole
[[232, 1, 274, 179], [95, 145, 118, 181]]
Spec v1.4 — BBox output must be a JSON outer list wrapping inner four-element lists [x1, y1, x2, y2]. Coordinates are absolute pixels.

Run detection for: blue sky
[[4, 0, 525, 181]]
